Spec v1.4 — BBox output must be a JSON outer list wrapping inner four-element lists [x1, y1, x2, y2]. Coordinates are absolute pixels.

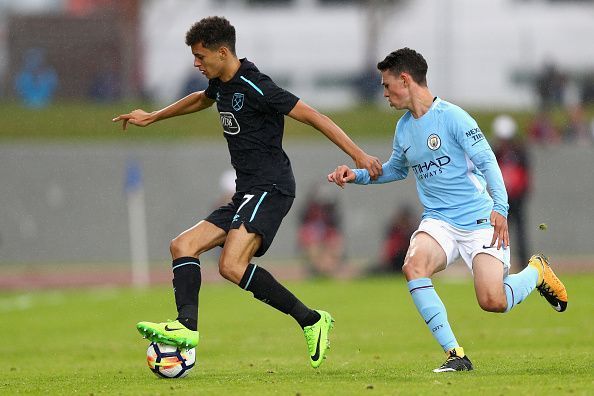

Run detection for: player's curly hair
[[185, 16, 236, 54], [377, 48, 428, 86]]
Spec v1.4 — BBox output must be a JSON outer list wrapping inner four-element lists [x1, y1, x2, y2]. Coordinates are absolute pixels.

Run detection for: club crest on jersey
[[232, 93, 244, 111], [427, 134, 441, 150]]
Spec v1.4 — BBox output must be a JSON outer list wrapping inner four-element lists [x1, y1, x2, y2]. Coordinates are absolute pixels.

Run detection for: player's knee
[[218, 263, 232, 281], [402, 259, 429, 280], [218, 256, 243, 283], [477, 295, 507, 313], [401, 263, 415, 279], [170, 234, 193, 258], [218, 260, 231, 280]]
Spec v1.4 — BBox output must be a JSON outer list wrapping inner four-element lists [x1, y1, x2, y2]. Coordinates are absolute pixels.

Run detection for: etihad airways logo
[[411, 155, 451, 180]]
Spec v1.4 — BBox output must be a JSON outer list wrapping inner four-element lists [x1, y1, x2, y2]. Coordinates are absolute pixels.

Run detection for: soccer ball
[[146, 342, 196, 378]]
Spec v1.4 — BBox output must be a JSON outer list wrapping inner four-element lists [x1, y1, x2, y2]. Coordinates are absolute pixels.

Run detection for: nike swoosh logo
[[403, 146, 411, 154], [554, 303, 563, 312], [425, 313, 439, 325], [164, 325, 184, 331], [310, 328, 322, 361], [482, 245, 494, 249]]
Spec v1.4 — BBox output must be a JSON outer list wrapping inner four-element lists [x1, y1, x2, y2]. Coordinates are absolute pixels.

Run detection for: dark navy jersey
[[204, 59, 299, 196]]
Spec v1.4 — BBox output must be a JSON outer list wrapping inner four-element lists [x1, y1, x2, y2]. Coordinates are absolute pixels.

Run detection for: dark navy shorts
[[205, 186, 294, 257]]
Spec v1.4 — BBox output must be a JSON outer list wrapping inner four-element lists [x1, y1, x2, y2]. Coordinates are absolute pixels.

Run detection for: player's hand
[[328, 165, 355, 188], [112, 109, 155, 130], [489, 211, 509, 250], [354, 153, 382, 180]]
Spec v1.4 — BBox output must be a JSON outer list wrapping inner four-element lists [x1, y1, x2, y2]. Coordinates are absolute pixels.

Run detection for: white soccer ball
[[146, 342, 196, 378]]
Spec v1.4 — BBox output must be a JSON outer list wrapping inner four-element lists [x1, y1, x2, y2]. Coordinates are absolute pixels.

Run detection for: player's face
[[380, 71, 410, 110], [191, 42, 225, 79]]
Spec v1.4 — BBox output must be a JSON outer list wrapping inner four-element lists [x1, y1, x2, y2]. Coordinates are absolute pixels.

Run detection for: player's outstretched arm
[[288, 100, 382, 179], [327, 165, 356, 189], [112, 91, 215, 130]]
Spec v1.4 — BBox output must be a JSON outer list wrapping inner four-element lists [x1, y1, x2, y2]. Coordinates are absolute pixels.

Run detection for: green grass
[[0, 101, 397, 142], [2, 275, 593, 395], [2, 100, 590, 142]]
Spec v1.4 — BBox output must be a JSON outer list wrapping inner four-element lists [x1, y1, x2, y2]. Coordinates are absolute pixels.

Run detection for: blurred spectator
[[492, 115, 531, 269], [535, 61, 566, 110], [14, 48, 58, 108], [367, 204, 417, 275], [297, 184, 344, 277], [88, 61, 121, 102], [181, 70, 208, 97], [527, 110, 560, 145], [355, 66, 382, 104], [563, 104, 592, 146], [66, 0, 118, 16], [581, 72, 594, 105]]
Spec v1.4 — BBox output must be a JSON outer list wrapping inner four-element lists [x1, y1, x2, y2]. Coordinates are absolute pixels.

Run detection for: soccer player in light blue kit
[[328, 48, 568, 372]]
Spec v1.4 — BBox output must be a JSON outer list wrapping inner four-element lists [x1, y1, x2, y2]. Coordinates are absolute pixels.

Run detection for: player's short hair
[[185, 16, 236, 55], [377, 48, 428, 86]]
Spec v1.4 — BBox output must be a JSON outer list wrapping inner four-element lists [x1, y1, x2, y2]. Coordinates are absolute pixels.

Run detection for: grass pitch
[[1, 100, 577, 142], [2, 274, 593, 395]]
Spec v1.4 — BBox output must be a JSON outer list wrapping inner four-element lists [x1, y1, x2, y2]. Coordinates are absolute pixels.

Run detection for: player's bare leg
[[217, 225, 261, 284], [169, 220, 227, 326], [403, 232, 473, 372], [472, 253, 507, 312], [479, 250, 566, 314], [170, 220, 227, 259], [402, 232, 447, 280], [220, 225, 334, 368], [137, 221, 226, 348]]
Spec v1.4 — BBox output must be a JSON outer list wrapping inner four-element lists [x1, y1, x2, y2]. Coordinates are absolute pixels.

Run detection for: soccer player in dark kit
[[112, 16, 382, 368]]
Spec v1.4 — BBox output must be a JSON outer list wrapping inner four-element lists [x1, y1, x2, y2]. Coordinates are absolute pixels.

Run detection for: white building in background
[[142, 0, 594, 109], [1, 0, 592, 109]]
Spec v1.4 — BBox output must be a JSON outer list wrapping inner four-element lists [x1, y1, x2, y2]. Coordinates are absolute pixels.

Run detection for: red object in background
[[66, 0, 117, 16], [495, 142, 531, 200]]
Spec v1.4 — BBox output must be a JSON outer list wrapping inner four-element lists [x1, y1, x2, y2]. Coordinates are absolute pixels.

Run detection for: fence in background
[[1, 142, 592, 266]]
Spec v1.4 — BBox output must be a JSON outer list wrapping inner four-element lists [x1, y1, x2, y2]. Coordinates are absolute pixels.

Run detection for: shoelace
[[446, 355, 459, 362], [438, 355, 459, 368], [538, 281, 561, 298]]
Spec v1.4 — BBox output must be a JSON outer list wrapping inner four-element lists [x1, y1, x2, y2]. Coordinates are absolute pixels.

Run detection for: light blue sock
[[503, 266, 539, 312], [408, 278, 458, 352]]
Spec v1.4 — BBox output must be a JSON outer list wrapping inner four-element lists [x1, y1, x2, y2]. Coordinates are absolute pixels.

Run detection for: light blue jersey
[[353, 98, 508, 230]]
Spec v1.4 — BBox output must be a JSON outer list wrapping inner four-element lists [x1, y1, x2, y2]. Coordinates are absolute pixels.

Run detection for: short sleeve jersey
[[204, 59, 299, 196]]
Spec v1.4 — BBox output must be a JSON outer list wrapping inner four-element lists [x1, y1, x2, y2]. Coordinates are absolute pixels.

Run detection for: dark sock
[[239, 264, 320, 328], [178, 317, 197, 331], [290, 301, 321, 328], [172, 256, 201, 331]]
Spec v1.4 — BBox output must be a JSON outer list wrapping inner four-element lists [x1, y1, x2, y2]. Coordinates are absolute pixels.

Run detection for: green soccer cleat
[[136, 319, 199, 349], [303, 310, 334, 369]]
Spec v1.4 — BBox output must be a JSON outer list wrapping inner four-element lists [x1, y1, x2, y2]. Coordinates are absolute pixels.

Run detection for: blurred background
[[1, 0, 593, 288]]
